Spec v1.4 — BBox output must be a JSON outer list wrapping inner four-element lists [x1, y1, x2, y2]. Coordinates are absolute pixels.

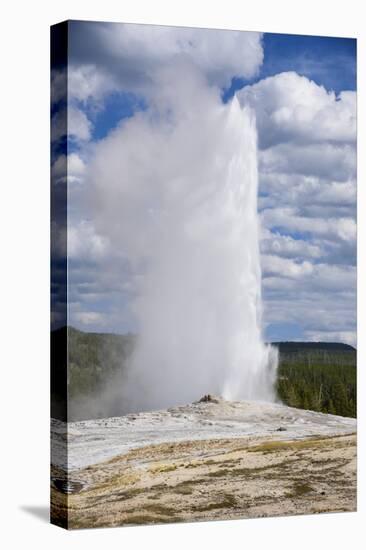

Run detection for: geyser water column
[[89, 65, 277, 413]]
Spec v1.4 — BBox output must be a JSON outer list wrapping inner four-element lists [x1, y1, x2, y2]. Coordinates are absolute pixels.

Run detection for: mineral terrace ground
[[51, 399, 357, 529]]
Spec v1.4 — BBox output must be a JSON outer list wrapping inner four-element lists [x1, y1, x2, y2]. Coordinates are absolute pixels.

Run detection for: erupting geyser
[[89, 63, 278, 414]]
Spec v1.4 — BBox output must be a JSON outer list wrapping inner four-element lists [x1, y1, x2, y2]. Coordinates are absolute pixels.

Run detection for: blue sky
[[84, 92, 147, 141], [224, 33, 356, 101], [51, 23, 356, 345]]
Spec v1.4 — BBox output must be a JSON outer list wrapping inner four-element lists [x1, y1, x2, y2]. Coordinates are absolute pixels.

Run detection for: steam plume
[[88, 60, 277, 414]]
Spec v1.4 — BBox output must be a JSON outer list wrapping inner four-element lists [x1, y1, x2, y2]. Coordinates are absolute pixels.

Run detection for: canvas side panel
[[50, 20, 69, 529]]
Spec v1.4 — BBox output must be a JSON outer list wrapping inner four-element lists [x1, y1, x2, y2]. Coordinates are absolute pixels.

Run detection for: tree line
[[276, 349, 356, 418], [52, 328, 357, 419]]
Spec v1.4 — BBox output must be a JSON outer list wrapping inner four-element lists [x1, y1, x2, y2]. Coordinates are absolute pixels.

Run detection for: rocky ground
[[51, 397, 357, 529]]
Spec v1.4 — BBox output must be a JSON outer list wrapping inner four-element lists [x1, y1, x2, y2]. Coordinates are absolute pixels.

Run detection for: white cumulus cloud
[[238, 71, 356, 149], [52, 153, 86, 185], [68, 21, 264, 102]]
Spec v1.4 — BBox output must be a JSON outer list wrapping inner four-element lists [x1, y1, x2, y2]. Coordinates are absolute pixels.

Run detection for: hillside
[[272, 341, 355, 352], [51, 327, 356, 420]]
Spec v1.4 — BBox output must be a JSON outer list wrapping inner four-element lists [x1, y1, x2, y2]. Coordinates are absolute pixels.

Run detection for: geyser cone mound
[[196, 394, 223, 404], [52, 400, 356, 471]]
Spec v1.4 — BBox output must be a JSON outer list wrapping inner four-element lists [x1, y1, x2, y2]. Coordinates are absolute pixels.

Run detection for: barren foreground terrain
[[51, 398, 356, 529]]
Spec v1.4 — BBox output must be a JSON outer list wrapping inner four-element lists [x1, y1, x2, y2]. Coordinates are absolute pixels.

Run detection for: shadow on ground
[[20, 506, 49, 523]]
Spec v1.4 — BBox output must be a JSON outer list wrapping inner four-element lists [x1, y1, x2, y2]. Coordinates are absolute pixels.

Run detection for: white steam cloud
[[87, 59, 277, 413]]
